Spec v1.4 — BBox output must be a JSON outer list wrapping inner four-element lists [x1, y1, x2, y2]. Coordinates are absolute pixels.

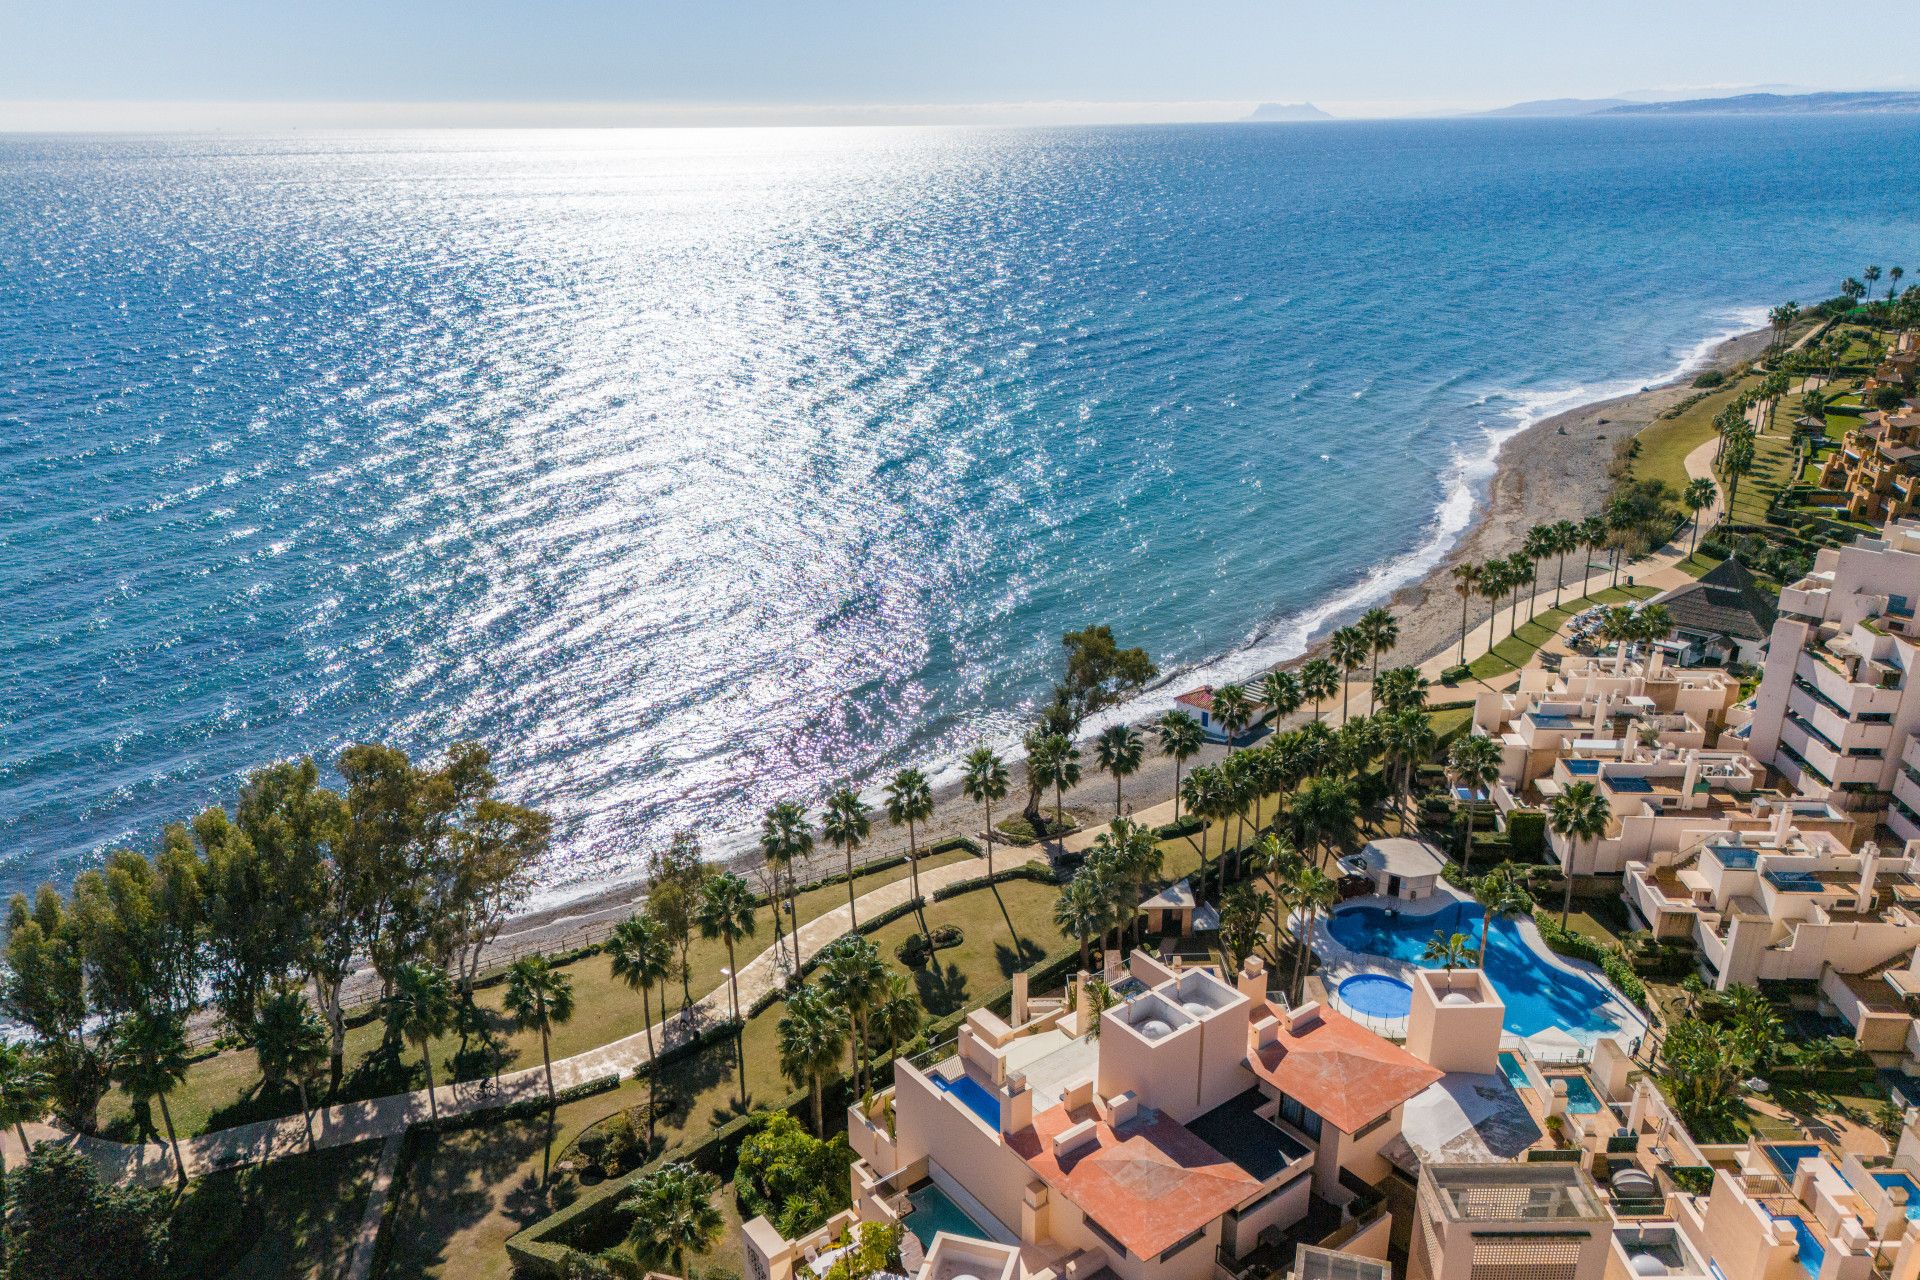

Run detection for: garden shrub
[[1535, 914, 1647, 1008], [895, 925, 964, 968], [1692, 369, 1726, 389], [734, 1112, 856, 1238], [1505, 810, 1545, 861]]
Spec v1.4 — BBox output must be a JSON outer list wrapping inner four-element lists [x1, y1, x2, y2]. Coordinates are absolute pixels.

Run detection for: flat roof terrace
[[1185, 1088, 1311, 1182]]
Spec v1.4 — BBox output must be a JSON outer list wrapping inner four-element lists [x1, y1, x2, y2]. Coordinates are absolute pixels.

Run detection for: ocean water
[[4, 118, 1918, 905]]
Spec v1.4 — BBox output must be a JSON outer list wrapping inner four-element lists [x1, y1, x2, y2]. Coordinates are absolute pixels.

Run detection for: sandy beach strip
[[438, 323, 1774, 980]]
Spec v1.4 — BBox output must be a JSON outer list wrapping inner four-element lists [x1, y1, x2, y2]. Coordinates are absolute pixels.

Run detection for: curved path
[[9, 851, 1017, 1186]]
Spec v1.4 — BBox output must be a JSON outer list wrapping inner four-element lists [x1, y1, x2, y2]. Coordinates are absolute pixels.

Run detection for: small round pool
[[1337, 973, 1413, 1020]]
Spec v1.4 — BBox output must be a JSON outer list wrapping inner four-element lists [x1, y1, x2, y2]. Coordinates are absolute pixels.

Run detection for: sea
[[4, 116, 1918, 907]]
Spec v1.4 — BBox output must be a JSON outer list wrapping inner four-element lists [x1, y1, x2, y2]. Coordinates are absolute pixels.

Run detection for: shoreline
[[453, 316, 1777, 968]]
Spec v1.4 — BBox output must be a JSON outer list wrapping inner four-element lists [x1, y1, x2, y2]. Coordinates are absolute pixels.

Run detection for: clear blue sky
[[3, 0, 1913, 128]]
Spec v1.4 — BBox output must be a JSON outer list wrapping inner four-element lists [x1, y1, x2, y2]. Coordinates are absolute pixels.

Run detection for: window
[[1156, 1228, 1208, 1263], [1352, 1111, 1393, 1140], [1085, 1217, 1129, 1259], [1847, 747, 1884, 758], [1278, 1093, 1323, 1141], [1860, 712, 1895, 725]]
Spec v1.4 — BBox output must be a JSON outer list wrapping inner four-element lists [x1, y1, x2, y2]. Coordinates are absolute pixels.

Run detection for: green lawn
[[165, 1138, 384, 1280], [1672, 547, 1728, 578], [1630, 374, 1763, 495], [380, 876, 1070, 1279], [107, 848, 977, 1139], [1465, 583, 1657, 680]]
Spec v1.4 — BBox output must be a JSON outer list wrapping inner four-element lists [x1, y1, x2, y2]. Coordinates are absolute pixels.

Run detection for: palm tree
[[1478, 560, 1510, 644], [1025, 733, 1081, 830], [1180, 765, 1228, 889], [1579, 517, 1608, 591], [1683, 477, 1717, 554], [1292, 775, 1356, 870], [386, 962, 454, 1123], [1866, 266, 1883, 299], [884, 768, 935, 902], [1890, 267, 1905, 300], [1547, 781, 1612, 927], [1471, 863, 1536, 961], [1720, 434, 1756, 527], [1258, 670, 1303, 729], [1422, 931, 1475, 972], [1504, 551, 1533, 632], [1522, 527, 1556, 621], [1250, 833, 1303, 960], [1448, 734, 1503, 872], [1211, 683, 1253, 751], [1449, 562, 1482, 666], [758, 801, 812, 976], [1300, 659, 1339, 722], [1382, 708, 1435, 822], [607, 914, 672, 1116], [822, 785, 873, 929], [254, 989, 328, 1149], [1550, 520, 1578, 607], [1357, 608, 1399, 713], [624, 1162, 724, 1273], [1290, 865, 1340, 1002], [1329, 627, 1369, 725], [1053, 872, 1112, 970], [961, 746, 1011, 875], [819, 935, 887, 1096], [0, 1043, 46, 1169], [697, 872, 757, 1025], [1093, 723, 1145, 819], [1156, 711, 1204, 822], [110, 1011, 192, 1188], [505, 956, 575, 1113], [873, 969, 922, 1068], [778, 983, 849, 1134]]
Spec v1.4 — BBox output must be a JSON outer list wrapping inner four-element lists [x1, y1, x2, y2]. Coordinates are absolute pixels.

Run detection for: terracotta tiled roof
[[1009, 1101, 1260, 1260], [1248, 1002, 1442, 1134], [1174, 686, 1214, 712]]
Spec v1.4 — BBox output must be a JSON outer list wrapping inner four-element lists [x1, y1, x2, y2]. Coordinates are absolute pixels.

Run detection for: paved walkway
[[10, 851, 1016, 1186], [343, 1133, 405, 1280]]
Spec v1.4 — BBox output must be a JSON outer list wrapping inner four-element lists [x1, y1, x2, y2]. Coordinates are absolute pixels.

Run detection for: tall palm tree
[[624, 1162, 724, 1274], [1504, 551, 1533, 633], [1358, 608, 1399, 712], [1250, 833, 1303, 963], [254, 988, 328, 1149], [961, 746, 1011, 875], [758, 801, 812, 976], [1720, 434, 1756, 527], [1478, 560, 1509, 644], [1890, 266, 1905, 300], [1053, 872, 1113, 970], [1259, 669, 1303, 728], [1025, 733, 1081, 830], [1547, 781, 1613, 926], [1450, 562, 1482, 666], [696, 872, 757, 1025], [505, 956, 576, 1112], [1550, 520, 1578, 607], [778, 983, 849, 1134], [819, 935, 887, 1096], [1471, 863, 1536, 961], [1579, 517, 1608, 591], [1180, 765, 1227, 889], [1448, 734, 1504, 872], [1093, 724, 1145, 819], [110, 1011, 192, 1188], [884, 768, 935, 901], [873, 969, 923, 1068], [822, 786, 872, 929], [1422, 932, 1476, 972], [1292, 775, 1356, 870], [607, 913, 673, 1140], [1290, 865, 1340, 1002], [1156, 711, 1204, 823], [1329, 627, 1369, 725], [386, 962, 454, 1123], [1866, 266, 1883, 299], [1300, 659, 1339, 722], [1683, 476, 1717, 554], [0, 1043, 46, 1169], [1382, 708, 1435, 822], [1211, 683, 1253, 751], [1523, 527, 1556, 622]]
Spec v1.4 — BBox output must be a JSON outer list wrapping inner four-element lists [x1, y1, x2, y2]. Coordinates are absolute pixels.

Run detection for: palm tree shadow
[[994, 940, 1045, 979], [914, 962, 969, 1017]]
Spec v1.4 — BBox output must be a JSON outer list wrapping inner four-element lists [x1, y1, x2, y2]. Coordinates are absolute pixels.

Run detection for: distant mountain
[[1243, 102, 1334, 122], [1604, 90, 1920, 115], [1476, 97, 1633, 118]]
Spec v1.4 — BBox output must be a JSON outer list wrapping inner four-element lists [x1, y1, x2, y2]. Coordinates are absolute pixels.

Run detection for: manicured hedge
[[930, 863, 1059, 901], [1505, 810, 1546, 861], [1154, 816, 1204, 840], [1535, 914, 1648, 1008]]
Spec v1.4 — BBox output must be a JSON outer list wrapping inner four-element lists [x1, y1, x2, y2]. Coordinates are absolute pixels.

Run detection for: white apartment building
[[1540, 750, 1759, 876], [1749, 521, 1920, 839]]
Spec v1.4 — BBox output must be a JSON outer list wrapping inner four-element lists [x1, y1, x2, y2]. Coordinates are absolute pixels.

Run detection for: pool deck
[[1307, 885, 1649, 1053]]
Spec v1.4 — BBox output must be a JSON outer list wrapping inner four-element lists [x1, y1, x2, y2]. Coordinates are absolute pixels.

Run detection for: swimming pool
[[903, 1183, 991, 1245], [1553, 1074, 1602, 1115], [1498, 1051, 1532, 1090], [932, 1072, 1000, 1128], [1773, 1215, 1824, 1278], [1763, 1143, 1823, 1179], [1337, 973, 1413, 1020], [1325, 901, 1632, 1039], [1871, 1171, 1920, 1219]]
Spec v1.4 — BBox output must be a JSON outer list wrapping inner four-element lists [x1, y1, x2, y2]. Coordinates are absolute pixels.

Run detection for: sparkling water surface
[[4, 119, 1918, 904]]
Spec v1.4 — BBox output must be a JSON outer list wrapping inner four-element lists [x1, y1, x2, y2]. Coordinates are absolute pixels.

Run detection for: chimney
[[1003, 1072, 1032, 1134], [1012, 972, 1029, 1026], [1681, 750, 1702, 810], [1859, 841, 1883, 913], [1238, 955, 1267, 1000], [1287, 1001, 1323, 1033], [1774, 802, 1793, 843], [1073, 971, 1090, 1036]]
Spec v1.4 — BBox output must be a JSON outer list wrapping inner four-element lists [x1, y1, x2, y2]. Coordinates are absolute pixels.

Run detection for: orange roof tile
[[1009, 1101, 1260, 1260], [1248, 1002, 1441, 1134], [1175, 686, 1214, 712]]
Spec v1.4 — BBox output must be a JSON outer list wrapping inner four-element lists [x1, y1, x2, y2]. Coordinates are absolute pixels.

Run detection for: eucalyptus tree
[[883, 768, 935, 901], [961, 747, 1011, 875], [758, 801, 813, 976], [1093, 724, 1146, 819], [1155, 711, 1204, 822]]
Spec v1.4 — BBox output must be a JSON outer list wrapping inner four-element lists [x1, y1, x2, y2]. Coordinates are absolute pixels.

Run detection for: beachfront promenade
[[12, 435, 1727, 1187], [8, 849, 1015, 1186]]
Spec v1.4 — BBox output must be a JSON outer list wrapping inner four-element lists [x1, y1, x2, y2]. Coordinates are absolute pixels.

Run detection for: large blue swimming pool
[[1325, 902, 1630, 1039]]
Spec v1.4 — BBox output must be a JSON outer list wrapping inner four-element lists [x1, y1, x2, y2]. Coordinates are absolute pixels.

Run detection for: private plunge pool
[[1324, 901, 1638, 1041]]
